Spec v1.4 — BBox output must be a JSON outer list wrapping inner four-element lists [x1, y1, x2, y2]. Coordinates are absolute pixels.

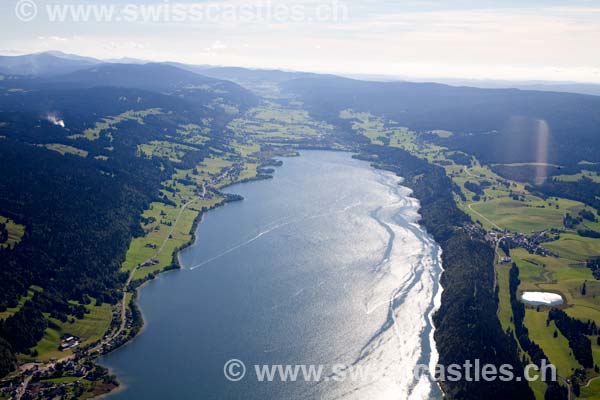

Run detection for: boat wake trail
[[189, 202, 363, 271], [189, 216, 297, 270]]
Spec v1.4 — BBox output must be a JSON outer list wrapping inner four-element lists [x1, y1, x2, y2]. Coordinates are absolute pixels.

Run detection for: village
[[463, 221, 562, 263], [487, 228, 561, 260]]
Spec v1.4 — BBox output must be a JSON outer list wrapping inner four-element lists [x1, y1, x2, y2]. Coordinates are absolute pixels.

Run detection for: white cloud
[[2, 2, 599, 82], [209, 40, 227, 51], [38, 36, 68, 41]]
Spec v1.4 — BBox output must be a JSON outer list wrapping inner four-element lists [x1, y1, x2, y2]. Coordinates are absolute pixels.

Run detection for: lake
[[100, 150, 443, 399]]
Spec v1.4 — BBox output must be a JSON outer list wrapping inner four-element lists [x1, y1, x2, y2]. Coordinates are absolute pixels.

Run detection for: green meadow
[[138, 140, 198, 163], [496, 264, 515, 333], [228, 103, 334, 143], [0, 286, 41, 320], [0, 215, 25, 249], [524, 309, 581, 378], [544, 234, 600, 261], [468, 196, 581, 233], [42, 143, 88, 158], [69, 108, 162, 141], [22, 301, 113, 362]]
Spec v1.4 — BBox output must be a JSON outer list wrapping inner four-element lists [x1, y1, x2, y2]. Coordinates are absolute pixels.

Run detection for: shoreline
[[371, 162, 445, 398], [97, 148, 447, 399], [356, 144, 535, 398], [94, 164, 285, 398]]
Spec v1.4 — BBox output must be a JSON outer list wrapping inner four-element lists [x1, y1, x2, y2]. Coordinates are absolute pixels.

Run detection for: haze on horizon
[[1, 0, 600, 83]]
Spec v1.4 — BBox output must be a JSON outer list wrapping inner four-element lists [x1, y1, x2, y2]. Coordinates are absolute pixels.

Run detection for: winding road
[[467, 202, 502, 231], [15, 200, 194, 399]]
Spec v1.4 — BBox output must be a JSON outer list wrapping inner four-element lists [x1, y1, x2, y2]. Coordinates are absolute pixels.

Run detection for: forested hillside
[[282, 76, 600, 165], [0, 62, 255, 376], [1, 54, 598, 399]]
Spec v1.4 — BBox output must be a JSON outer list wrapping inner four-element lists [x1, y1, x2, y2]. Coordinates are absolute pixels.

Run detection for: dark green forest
[[0, 68, 255, 374]]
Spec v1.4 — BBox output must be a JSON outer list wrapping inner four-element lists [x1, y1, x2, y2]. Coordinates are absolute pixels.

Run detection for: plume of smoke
[[45, 113, 65, 128]]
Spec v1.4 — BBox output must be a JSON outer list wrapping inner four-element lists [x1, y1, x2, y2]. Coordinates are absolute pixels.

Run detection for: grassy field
[[512, 248, 592, 289], [451, 163, 583, 232], [496, 237, 600, 397], [496, 264, 515, 333], [41, 143, 88, 158], [253, 104, 314, 124], [121, 202, 182, 274], [0, 287, 40, 320], [496, 264, 548, 400], [473, 199, 553, 232], [128, 201, 205, 281], [0, 215, 25, 249], [458, 164, 600, 336], [428, 155, 588, 235], [512, 253, 555, 287], [556, 170, 600, 184], [511, 245, 600, 394], [231, 140, 260, 157], [199, 155, 233, 174], [228, 103, 333, 143], [345, 113, 386, 145], [512, 246, 600, 322], [544, 233, 600, 261], [41, 376, 81, 384], [530, 380, 547, 400], [68, 108, 162, 141], [138, 141, 198, 163], [339, 109, 419, 150], [177, 123, 210, 139], [177, 120, 212, 145], [580, 376, 600, 399], [344, 114, 579, 234], [524, 309, 581, 378], [468, 197, 582, 233], [22, 301, 113, 362], [121, 140, 262, 281]]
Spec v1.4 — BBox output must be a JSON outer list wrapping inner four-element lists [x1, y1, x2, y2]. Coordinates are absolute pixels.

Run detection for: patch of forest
[[528, 177, 600, 213]]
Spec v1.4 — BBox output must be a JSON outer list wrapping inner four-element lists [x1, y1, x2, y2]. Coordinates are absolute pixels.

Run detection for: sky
[[2, 0, 600, 83]]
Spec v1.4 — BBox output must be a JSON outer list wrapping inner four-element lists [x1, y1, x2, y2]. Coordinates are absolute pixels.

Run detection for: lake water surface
[[101, 150, 443, 399]]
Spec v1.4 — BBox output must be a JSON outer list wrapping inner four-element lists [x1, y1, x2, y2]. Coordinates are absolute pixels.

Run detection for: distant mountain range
[[282, 75, 600, 165], [58, 62, 229, 92], [2, 50, 599, 97], [0, 51, 98, 76], [0, 54, 259, 114]]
